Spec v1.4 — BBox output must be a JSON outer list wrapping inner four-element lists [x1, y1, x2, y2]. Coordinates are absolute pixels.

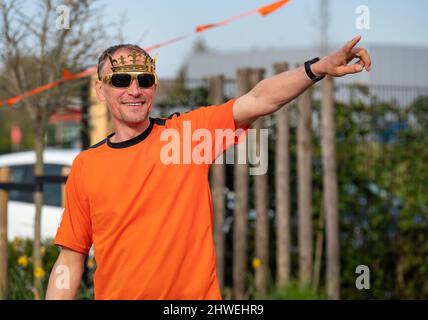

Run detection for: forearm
[[233, 35, 371, 128], [233, 60, 325, 128], [45, 250, 85, 300], [250, 63, 322, 115]]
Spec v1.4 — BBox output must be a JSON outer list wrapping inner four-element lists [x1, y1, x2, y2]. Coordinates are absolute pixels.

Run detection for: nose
[[126, 77, 141, 97]]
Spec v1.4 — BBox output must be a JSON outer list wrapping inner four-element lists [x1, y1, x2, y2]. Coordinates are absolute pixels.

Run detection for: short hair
[[96, 44, 151, 79]]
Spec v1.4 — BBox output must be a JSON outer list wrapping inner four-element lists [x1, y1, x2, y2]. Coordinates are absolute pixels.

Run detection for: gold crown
[[108, 50, 157, 73]]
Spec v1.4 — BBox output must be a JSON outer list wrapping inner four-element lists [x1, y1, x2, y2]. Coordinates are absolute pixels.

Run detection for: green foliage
[[335, 90, 428, 299], [192, 38, 211, 54], [221, 85, 428, 299], [262, 281, 327, 300], [7, 237, 94, 300], [244, 264, 326, 299]]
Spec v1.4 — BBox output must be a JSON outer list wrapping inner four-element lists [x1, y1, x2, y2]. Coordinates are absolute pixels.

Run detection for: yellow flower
[[86, 257, 95, 269], [252, 257, 261, 270], [34, 267, 45, 279], [17, 255, 29, 267], [12, 236, 22, 250]]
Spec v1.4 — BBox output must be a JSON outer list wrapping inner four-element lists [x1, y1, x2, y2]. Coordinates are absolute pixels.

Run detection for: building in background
[[185, 44, 428, 86], [184, 44, 428, 106]]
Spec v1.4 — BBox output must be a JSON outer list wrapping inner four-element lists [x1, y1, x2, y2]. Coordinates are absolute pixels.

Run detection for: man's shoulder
[[159, 101, 229, 124], [73, 136, 111, 165]]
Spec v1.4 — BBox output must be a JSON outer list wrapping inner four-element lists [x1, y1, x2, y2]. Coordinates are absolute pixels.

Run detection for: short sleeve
[[175, 98, 248, 161], [54, 154, 92, 255]]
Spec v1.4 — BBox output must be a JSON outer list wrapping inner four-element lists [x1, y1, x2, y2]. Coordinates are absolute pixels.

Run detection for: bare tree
[[0, 0, 108, 298]]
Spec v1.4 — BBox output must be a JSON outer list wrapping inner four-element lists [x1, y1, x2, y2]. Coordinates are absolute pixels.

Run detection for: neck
[[110, 117, 151, 143]]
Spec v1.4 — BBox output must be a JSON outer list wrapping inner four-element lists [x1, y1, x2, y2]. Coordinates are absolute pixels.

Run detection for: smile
[[122, 102, 145, 106]]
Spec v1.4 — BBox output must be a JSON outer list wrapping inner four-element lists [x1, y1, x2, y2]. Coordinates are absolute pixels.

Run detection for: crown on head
[[108, 50, 156, 73]]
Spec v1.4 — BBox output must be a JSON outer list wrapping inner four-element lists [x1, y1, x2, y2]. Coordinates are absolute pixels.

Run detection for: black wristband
[[304, 57, 325, 82]]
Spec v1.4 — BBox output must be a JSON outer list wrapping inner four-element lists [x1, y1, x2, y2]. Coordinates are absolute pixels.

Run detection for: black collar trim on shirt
[[88, 138, 107, 149], [151, 112, 181, 126], [107, 118, 155, 149]]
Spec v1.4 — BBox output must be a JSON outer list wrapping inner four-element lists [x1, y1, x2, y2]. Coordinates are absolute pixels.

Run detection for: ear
[[94, 79, 106, 102]]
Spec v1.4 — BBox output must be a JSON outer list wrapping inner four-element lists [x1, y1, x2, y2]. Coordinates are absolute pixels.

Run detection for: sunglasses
[[102, 72, 157, 88]]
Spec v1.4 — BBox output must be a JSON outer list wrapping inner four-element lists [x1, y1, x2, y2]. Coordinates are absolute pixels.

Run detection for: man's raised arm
[[233, 35, 372, 128]]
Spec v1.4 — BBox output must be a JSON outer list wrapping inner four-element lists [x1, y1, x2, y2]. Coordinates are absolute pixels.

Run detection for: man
[[46, 35, 371, 300]]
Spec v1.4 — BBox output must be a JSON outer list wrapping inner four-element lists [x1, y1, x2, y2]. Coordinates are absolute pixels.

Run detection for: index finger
[[344, 35, 362, 52]]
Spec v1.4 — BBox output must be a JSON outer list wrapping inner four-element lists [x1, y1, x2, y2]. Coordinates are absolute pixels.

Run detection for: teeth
[[125, 102, 143, 106]]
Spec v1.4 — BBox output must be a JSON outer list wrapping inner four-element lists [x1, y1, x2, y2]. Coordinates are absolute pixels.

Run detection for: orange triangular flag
[[195, 23, 218, 33], [62, 69, 73, 80], [7, 96, 21, 106], [257, 0, 289, 16]]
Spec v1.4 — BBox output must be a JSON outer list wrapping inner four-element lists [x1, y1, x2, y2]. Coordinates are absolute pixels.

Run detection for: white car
[[0, 149, 80, 241]]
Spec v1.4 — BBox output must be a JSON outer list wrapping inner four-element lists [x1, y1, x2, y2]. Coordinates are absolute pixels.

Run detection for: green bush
[[261, 281, 327, 300], [7, 237, 95, 300]]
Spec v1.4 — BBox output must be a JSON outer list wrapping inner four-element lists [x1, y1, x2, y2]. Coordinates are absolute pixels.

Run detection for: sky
[[28, 0, 428, 78]]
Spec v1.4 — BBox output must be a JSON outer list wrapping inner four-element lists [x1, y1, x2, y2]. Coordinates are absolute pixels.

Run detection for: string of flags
[[0, 0, 290, 107]]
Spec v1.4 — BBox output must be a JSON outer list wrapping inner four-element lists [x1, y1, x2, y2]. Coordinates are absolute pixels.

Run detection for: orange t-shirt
[[55, 99, 245, 300]]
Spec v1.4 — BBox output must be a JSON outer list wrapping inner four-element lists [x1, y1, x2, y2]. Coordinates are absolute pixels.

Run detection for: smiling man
[[46, 36, 371, 300]]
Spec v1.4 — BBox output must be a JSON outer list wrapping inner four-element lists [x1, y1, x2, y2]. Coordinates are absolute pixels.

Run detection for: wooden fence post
[[208, 75, 226, 290], [250, 68, 269, 297], [233, 68, 252, 299], [297, 70, 314, 287], [273, 62, 291, 287], [0, 167, 10, 299], [89, 73, 112, 145], [321, 75, 340, 299], [61, 166, 71, 209]]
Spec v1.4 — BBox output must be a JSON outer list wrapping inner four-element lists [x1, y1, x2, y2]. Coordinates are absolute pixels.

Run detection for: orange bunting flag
[[258, 0, 290, 16], [145, 35, 190, 52], [2, 80, 61, 106], [0, 0, 291, 107], [62, 69, 73, 81], [195, 10, 254, 33], [195, 23, 218, 33], [68, 67, 97, 80]]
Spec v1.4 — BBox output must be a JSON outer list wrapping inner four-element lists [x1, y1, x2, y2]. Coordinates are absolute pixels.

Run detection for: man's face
[[95, 49, 156, 126]]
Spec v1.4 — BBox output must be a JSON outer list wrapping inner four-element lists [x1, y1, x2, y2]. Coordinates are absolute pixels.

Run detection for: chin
[[121, 108, 149, 121], [122, 113, 149, 125]]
